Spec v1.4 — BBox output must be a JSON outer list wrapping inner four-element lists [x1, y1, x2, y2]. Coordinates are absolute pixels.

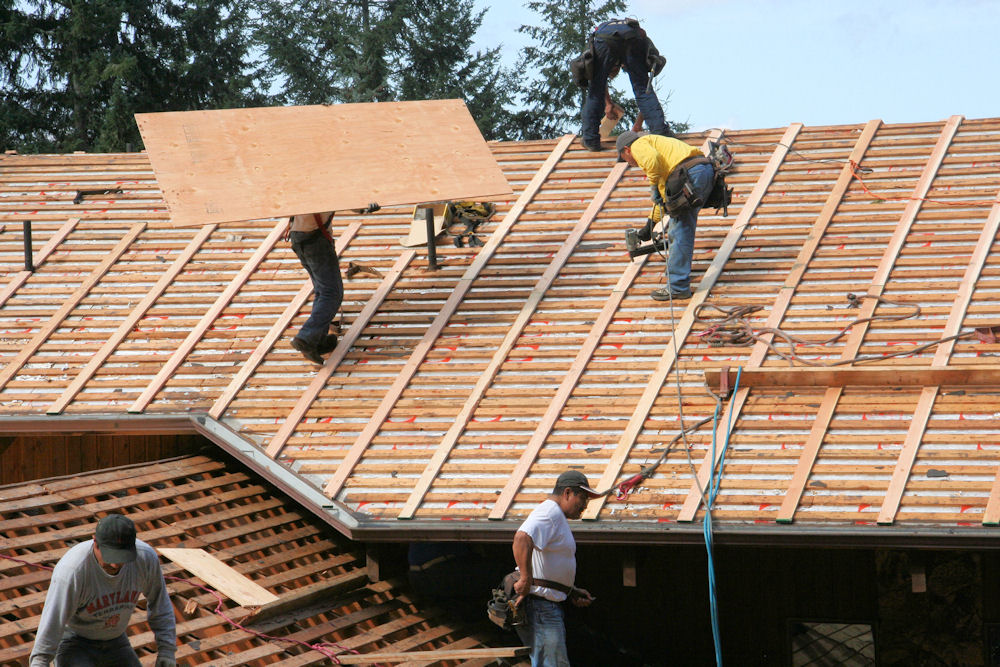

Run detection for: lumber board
[[397, 160, 628, 519], [248, 569, 369, 624], [157, 547, 278, 607], [676, 119, 881, 523], [209, 220, 362, 419], [0, 223, 145, 391], [489, 254, 647, 520], [47, 224, 217, 414], [319, 134, 575, 497], [0, 217, 79, 308], [583, 125, 793, 521], [704, 364, 1000, 390], [127, 219, 288, 412], [135, 100, 513, 227], [329, 647, 528, 665], [777, 117, 961, 523], [265, 248, 416, 457]]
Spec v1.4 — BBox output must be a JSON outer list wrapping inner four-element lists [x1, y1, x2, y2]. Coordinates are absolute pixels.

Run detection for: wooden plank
[[582, 125, 794, 521], [319, 134, 576, 498], [157, 547, 279, 607], [908, 184, 1000, 524], [127, 219, 288, 413], [704, 364, 1000, 390], [208, 221, 362, 420], [489, 256, 647, 520], [248, 570, 368, 624], [47, 224, 217, 414], [266, 249, 416, 458], [135, 100, 513, 227], [0, 223, 145, 392], [397, 161, 628, 519], [0, 217, 79, 308], [331, 647, 528, 665], [776, 116, 960, 524], [675, 120, 881, 523]]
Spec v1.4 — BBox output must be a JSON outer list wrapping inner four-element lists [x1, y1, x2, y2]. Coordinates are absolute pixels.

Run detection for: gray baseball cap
[[615, 130, 644, 160], [95, 513, 137, 564]]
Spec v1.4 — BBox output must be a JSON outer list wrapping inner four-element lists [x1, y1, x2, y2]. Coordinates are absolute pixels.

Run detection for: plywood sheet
[[136, 100, 513, 227], [158, 547, 279, 607]]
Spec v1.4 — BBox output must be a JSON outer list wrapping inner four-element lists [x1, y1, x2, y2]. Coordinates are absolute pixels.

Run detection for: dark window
[[789, 620, 876, 666]]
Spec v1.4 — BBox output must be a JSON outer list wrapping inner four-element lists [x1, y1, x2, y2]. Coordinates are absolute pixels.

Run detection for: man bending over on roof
[[580, 17, 672, 152], [616, 130, 715, 301], [289, 204, 378, 365], [29, 513, 176, 667], [512, 470, 599, 666]]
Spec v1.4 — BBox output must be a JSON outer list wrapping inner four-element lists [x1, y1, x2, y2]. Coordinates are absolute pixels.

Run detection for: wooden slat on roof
[[2, 118, 1000, 536]]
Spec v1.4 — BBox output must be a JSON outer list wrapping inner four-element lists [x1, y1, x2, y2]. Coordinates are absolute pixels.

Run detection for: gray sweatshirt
[[29, 539, 176, 666]]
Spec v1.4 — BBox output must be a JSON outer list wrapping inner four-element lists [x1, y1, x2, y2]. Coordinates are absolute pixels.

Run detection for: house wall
[[0, 433, 206, 485]]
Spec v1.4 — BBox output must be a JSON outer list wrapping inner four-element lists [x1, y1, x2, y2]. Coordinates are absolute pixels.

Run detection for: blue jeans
[[515, 598, 570, 667], [290, 228, 343, 346], [54, 631, 142, 666], [582, 34, 667, 143], [666, 162, 715, 293]]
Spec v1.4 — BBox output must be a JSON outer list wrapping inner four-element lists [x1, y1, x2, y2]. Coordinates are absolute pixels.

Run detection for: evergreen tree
[[255, 0, 407, 104], [1, 1, 263, 153], [512, 0, 625, 140], [394, 0, 517, 140]]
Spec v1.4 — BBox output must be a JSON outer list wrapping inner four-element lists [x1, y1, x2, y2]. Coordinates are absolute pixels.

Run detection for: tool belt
[[487, 571, 576, 631], [664, 156, 712, 216]]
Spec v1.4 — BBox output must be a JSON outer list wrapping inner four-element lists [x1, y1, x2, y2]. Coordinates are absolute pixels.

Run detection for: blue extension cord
[[704, 366, 741, 666]]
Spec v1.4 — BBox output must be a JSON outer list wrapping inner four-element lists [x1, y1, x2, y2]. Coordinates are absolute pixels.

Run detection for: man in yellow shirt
[[616, 131, 715, 300]]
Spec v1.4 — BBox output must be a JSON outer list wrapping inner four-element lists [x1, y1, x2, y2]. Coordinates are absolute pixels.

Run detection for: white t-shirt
[[516, 499, 576, 602]]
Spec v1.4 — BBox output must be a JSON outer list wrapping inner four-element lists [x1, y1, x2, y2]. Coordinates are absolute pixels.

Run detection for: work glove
[[363, 202, 380, 214], [154, 657, 176, 667], [650, 185, 665, 206]]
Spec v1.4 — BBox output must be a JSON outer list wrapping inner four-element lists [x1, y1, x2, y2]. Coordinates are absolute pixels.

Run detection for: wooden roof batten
[[676, 119, 884, 524], [582, 125, 799, 521]]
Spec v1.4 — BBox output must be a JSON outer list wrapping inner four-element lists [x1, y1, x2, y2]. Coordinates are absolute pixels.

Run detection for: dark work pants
[[290, 228, 343, 346], [581, 36, 667, 143]]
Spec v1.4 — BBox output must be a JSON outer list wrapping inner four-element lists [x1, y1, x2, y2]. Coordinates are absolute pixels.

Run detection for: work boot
[[317, 334, 338, 355], [582, 138, 603, 152], [291, 336, 325, 365], [651, 287, 691, 301]]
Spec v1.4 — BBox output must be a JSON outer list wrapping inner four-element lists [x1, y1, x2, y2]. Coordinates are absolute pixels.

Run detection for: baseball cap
[[615, 130, 643, 161], [95, 513, 137, 564], [554, 470, 601, 497]]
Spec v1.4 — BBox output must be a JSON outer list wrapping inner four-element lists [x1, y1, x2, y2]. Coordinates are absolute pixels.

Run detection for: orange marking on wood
[[961, 505, 973, 513], [387, 415, 416, 423], [759, 503, 770, 511], [858, 504, 870, 512]]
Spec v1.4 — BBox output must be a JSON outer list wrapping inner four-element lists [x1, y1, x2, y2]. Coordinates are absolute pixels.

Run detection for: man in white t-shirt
[[512, 470, 600, 666]]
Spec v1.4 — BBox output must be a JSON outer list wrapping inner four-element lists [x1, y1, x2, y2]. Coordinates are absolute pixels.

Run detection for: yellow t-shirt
[[629, 135, 702, 201]]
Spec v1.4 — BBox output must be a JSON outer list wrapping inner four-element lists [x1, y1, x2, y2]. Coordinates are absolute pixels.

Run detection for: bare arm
[[512, 530, 534, 603]]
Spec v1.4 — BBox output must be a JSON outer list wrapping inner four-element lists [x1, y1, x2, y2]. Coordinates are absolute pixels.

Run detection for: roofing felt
[[1, 116, 1000, 541], [0, 454, 516, 666]]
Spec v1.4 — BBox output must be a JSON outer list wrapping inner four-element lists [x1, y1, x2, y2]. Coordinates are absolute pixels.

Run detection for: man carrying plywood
[[288, 205, 377, 365]]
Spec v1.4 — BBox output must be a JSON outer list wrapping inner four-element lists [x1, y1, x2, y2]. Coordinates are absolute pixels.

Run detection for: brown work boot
[[651, 287, 691, 301]]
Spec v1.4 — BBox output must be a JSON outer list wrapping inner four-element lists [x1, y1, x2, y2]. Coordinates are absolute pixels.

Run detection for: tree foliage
[[1, 0, 263, 153], [511, 0, 625, 140]]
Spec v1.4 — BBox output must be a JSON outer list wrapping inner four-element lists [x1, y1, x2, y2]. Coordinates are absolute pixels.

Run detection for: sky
[[473, 0, 1000, 132]]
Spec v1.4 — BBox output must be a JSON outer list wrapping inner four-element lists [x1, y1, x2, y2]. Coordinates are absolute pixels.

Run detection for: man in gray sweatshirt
[[29, 513, 176, 667]]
